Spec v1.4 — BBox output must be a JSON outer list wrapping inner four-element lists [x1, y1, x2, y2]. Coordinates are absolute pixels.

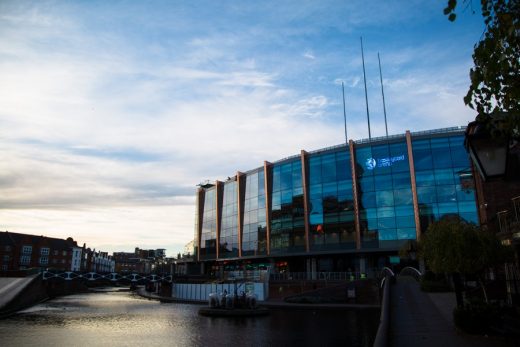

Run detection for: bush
[[453, 303, 499, 334]]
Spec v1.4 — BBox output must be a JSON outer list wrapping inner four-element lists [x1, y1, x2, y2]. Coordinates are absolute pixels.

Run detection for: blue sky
[[0, 1, 484, 256]]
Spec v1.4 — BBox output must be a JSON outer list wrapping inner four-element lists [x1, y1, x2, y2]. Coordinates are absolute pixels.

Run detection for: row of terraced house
[[0, 231, 171, 275]]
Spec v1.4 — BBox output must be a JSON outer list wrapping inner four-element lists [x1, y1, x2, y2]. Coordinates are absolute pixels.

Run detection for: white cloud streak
[[0, 0, 483, 255]]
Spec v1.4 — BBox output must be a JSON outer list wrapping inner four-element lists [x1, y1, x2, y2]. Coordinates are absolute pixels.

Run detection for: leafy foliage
[[444, 0, 520, 140], [419, 216, 511, 275]]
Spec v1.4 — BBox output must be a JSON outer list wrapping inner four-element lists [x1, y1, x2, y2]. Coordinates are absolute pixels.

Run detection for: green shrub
[[453, 303, 499, 334]]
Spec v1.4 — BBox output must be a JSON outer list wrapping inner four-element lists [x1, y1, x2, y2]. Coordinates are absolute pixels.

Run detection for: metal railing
[[269, 271, 368, 281], [398, 266, 422, 282], [42, 271, 173, 283]]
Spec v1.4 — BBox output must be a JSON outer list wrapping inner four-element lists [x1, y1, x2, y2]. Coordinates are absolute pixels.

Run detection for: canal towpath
[[390, 276, 517, 347]]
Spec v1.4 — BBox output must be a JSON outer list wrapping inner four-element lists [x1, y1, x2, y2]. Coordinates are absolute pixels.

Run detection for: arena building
[[193, 126, 478, 276]]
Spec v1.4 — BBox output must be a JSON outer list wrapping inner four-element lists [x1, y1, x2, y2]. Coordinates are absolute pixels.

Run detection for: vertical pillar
[[196, 188, 205, 262], [349, 140, 362, 249], [215, 180, 223, 259], [406, 131, 422, 241], [301, 150, 310, 252], [236, 172, 244, 258], [263, 161, 272, 255]]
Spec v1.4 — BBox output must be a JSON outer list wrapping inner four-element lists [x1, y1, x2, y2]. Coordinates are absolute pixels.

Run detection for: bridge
[[42, 271, 173, 283]]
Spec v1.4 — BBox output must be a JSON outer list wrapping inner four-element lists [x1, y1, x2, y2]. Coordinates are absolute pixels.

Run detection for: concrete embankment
[[0, 274, 91, 318], [0, 275, 48, 318]]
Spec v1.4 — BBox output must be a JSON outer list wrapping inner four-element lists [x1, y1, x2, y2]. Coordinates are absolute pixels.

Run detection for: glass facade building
[[194, 127, 478, 273]]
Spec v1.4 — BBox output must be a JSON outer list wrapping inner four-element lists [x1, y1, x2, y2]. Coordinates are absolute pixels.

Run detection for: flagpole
[[360, 37, 372, 141]]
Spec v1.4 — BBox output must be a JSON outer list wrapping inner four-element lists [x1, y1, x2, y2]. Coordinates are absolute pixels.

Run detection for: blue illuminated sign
[[365, 154, 405, 170]]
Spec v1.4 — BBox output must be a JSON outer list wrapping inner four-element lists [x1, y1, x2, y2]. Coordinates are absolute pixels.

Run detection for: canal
[[0, 288, 379, 346]]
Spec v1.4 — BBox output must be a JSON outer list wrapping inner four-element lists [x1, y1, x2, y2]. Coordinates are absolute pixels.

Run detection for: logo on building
[[366, 155, 405, 170], [366, 158, 377, 170]]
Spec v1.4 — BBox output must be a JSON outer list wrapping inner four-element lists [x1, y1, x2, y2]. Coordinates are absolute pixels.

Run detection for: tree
[[419, 216, 511, 307], [444, 0, 520, 140]]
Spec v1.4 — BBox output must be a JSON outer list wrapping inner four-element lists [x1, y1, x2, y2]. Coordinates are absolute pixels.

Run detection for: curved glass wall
[[355, 141, 416, 249], [412, 135, 478, 232], [308, 148, 356, 251], [199, 188, 216, 259], [270, 159, 305, 254], [220, 181, 238, 258], [242, 170, 267, 256]]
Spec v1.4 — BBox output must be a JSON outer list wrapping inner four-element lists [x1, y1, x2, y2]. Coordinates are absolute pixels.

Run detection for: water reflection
[[0, 289, 378, 346]]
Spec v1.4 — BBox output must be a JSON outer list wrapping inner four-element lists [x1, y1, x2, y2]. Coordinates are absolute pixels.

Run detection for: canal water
[[0, 289, 379, 346]]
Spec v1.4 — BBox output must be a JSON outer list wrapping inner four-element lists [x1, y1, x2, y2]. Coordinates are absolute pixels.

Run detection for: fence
[[269, 271, 368, 281], [172, 281, 268, 302]]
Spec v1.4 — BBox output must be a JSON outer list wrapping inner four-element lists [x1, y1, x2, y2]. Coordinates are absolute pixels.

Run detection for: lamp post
[[464, 120, 509, 181]]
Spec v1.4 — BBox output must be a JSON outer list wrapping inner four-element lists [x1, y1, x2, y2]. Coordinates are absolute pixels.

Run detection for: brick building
[[0, 231, 82, 271]]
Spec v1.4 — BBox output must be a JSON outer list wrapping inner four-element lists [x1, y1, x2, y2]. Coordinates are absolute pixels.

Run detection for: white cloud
[[0, 0, 483, 256]]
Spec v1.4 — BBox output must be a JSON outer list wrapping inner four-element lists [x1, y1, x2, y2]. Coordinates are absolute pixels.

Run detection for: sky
[[0, 0, 485, 256]]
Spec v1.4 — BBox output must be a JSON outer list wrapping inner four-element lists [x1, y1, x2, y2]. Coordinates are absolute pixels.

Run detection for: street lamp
[[465, 120, 509, 180]]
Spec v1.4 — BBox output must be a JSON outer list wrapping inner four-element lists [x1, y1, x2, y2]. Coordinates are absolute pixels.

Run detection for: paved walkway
[[390, 276, 514, 347]]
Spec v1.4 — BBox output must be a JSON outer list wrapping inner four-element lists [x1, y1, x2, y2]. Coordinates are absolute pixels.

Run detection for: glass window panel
[[310, 199, 323, 215], [258, 195, 266, 209], [458, 201, 477, 213], [321, 154, 337, 183], [395, 205, 415, 216], [281, 189, 292, 204], [322, 182, 337, 197], [394, 188, 413, 205], [323, 196, 338, 213], [374, 174, 392, 190], [397, 228, 416, 240], [379, 229, 397, 241], [376, 190, 395, 207], [249, 173, 258, 197], [258, 172, 265, 195], [338, 195, 354, 212], [435, 169, 455, 185], [450, 147, 469, 166], [339, 211, 355, 222], [367, 218, 378, 230], [355, 147, 374, 178], [437, 202, 458, 216], [272, 166, 281, 191], [396, 215, 416, 228], [456, 185, 476, 201], [361, 191, 376, 208], [415, 171, 435, 187], [391, 154, 409, 173], [309, 183, 322, 199], [436, 185, 457, 203], [359, 176, 374, 192], [258, 208, 266, 222], [324, 213, 339, 223], [336, 151, 351, 181], [413, 150, 433, 171], [309, 157, 322, 184], [393, 172, 411, 189], [378, 217, 396, 229], [359, 208, 377, 220], [432, 148, 452, 169], [337, 180, 352, 196], [372, 144, 390, 158], [272, 191, 281, 206], [310, 213, 323, 225], [293, 217, 305, 227], [377, 207, 395, 218], [281, 165, 292, 191], [417, 186, 437, 203]]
